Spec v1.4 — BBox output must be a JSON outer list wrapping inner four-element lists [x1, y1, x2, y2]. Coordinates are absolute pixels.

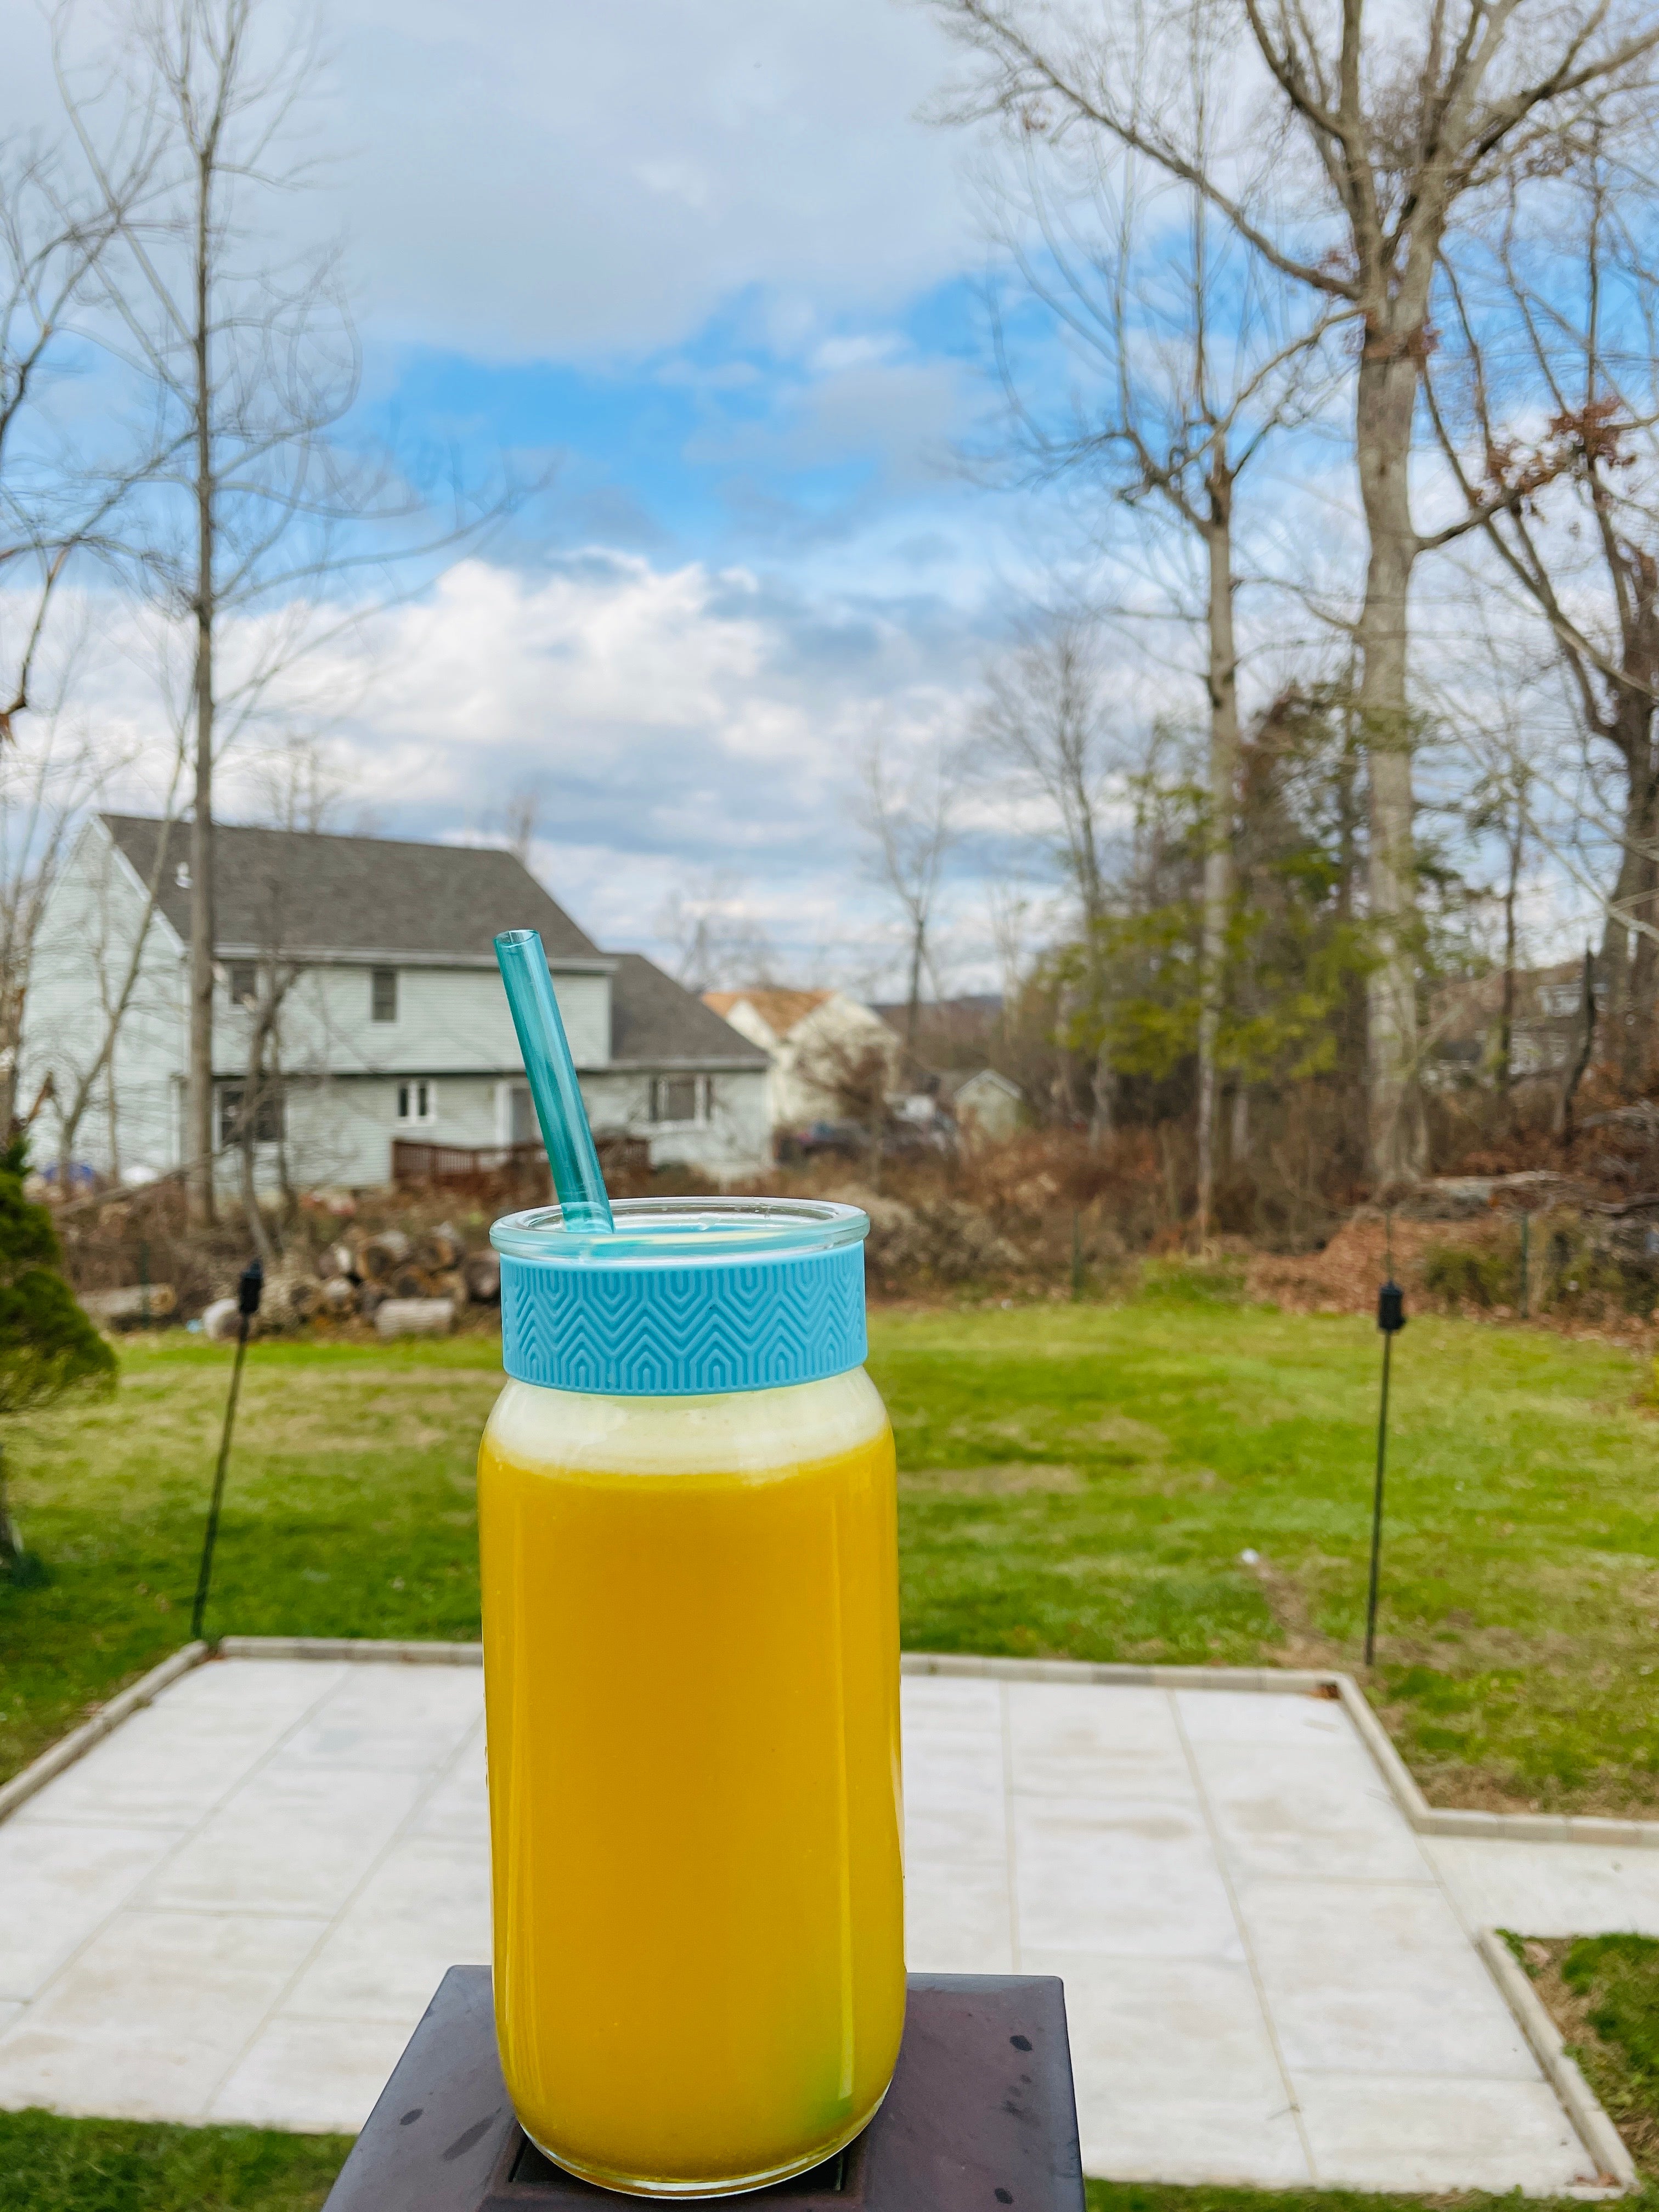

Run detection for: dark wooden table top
[[321, 1968, 1085, 2212]]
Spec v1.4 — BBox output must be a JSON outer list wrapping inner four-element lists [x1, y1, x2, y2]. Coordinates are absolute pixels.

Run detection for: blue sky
[[5, 0, 1076, 987]]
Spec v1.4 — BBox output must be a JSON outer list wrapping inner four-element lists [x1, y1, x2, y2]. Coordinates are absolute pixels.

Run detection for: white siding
[[582, 1068, 770, 1178], [19, 817, 766, 1189], [21, 821, 187, 1181], [218, 961, 611, 1080], [267, 1074, 507, 1189]]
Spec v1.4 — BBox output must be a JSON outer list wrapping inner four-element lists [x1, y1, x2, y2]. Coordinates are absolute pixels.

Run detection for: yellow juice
[[477, 1369, 905, 2194]]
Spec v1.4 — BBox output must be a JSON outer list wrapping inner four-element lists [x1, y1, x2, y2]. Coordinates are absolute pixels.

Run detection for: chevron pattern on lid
[[500, 1242, 866, 1396]]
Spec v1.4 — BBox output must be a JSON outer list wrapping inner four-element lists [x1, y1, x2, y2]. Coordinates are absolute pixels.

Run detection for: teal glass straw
[[494, 929, 615, 1233]]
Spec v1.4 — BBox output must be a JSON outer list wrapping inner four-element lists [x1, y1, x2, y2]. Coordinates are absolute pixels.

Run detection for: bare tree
[[980, 620, 1119, 1131], [932, 0, 1659, 1181], [42, 771, 187, 1191], [54, 0, 517, 1226], [0, 136, 154, 749], [854, 736, 960, 1063], [657, 873, 778, 994], [0, 689, 110, 1133], [972, 5, 1345, 1230], [1430, 132, 1659, 1085]]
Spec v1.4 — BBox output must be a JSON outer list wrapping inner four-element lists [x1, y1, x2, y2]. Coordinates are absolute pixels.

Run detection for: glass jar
[[477, 1197, 904, 2197]]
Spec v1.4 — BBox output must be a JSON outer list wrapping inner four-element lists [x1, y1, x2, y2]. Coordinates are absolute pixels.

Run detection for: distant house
[[938, 1067, 1024, 1143], [22, 815, 771, 1188], [1429, 958, 1594, 1085], [701, 988, 904, 1133]]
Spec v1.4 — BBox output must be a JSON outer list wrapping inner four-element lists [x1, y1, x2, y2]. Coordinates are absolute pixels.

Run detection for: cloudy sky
[[5, 0, 1091, 989]]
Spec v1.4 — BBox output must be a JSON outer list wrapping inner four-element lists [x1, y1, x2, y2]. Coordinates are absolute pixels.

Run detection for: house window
[[397, 1080, 437, 1125], [650, 1075, 702, 1124], [229, 964, 257, 1008], [218, 1085, 284, 1146], [372, 968, 398, 1022]]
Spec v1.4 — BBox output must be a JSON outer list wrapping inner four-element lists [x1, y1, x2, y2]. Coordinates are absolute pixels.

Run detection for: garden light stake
[[1365, 1231, 1407, 1668], [190, 1257, 263, 1640]]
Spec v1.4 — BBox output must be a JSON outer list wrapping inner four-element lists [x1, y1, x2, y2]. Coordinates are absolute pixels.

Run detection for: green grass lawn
[[4, 1290, 1658, 1814], [8, 1291, 1659, 2208]]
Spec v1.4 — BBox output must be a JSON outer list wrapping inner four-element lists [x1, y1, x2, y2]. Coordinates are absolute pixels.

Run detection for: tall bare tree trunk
[[1355, 342, 1426, 1184], [1499, 821, 1520, 1093], [1195, 471, 1239, 1242], [1599, 695, 1659, 1087], [187, 140, 216, 1227]]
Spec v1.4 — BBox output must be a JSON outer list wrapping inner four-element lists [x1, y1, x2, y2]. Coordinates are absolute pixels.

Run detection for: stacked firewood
[[256, 1222, 501, 1329]]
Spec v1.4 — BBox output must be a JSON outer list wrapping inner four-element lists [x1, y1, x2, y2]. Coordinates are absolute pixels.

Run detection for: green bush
[[1421, 1243, 1514, 1311], [0, 1133, 117, 1570]]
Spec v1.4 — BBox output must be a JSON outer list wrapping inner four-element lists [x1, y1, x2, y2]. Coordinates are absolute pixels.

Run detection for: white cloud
[[3, 0, 977, 365]]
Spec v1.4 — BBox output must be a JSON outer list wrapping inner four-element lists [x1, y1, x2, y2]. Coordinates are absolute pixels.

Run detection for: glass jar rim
[[489, 1194, 870, 1266]]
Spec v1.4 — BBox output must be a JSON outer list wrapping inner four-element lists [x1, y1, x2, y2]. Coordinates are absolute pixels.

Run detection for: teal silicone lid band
[[492, 1197, 870, 1397]]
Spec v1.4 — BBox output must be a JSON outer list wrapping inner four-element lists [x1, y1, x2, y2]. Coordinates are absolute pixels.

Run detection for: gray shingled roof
[[608, 953, 770, 1067], [101, 814, 601, 962]]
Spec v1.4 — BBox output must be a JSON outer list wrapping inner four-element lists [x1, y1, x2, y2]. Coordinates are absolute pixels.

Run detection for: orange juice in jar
[[478, 1197, 904, 2196]]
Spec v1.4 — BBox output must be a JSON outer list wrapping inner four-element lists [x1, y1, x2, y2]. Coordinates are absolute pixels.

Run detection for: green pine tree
[[0, 1134, 117, 1571]]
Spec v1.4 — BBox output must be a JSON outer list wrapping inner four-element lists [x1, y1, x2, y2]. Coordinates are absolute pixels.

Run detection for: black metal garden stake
[[1364, 1268, 1407, 1668], [190, 1257, 263, 1640]]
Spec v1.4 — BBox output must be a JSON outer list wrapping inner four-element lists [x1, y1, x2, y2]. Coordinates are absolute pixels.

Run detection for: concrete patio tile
[[137, 1758, 428, 1917], [9, 1685, 334, 1832], [163, 1658, 349, 1720], [1294, 2072, 1598, 2194], [1193, 1741, 1432, 1883], [1174, 1688, 1352, 1747], [278, 1668, 482, 1773], [1242, 1880, 1537, 2078], [0, 1820, 187, 2001], [899, 1675, 1005, 1735], [1014, 1799, 1243, 1959], [2, 1652, 1638, 2199], [1007, 1684, 1195, 1800], [1074, 2092, 1311, 2187], [903, 1735, 1008, 1869], [279, 1838, 492, 2023], [1023, 1951, 1285, 2103], [208, 2011, 421, 2133], [0, 1907, 326, 2119], [1427, 1836, 1659, 1938], [905, 1862, 1013, 1974], [402, 1724, 489, 1846]]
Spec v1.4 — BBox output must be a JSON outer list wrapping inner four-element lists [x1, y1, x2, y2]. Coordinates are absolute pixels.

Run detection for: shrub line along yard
[[4, 1289, 1658, 1812]]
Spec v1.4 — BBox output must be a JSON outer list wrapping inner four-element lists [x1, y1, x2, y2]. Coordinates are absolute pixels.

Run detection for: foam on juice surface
[[484, 1365, 889, 1477]]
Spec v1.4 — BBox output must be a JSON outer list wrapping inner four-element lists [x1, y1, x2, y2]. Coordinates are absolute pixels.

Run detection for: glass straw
[[494, 929, 615, 1233]]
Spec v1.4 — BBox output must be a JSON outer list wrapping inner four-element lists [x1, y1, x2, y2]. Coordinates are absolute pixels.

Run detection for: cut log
[[358, 1229, 413, 1281], [418, 1222, 465, 1271], [358, 1283, 388, 1320], [375, 1297, 455, 1340], [428, 1268, 466, 1303], [201, 1297, 241, 1342], [283, 1278, 324, 1323], [462, 1252, 501, 1305], [390, 1264, 429, 1300], [80, 1283, 178, 1324], [320, 1276, 358, 1315]]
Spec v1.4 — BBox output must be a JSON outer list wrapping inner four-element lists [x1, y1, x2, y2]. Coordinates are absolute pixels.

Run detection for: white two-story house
[[22, 814, 771, 1187]]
